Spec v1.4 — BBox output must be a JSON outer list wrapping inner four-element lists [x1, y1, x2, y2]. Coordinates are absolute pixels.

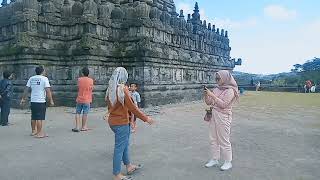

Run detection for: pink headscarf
[[215, 70, 239, 102]]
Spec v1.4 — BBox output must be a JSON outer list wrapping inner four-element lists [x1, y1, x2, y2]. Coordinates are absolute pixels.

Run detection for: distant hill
[[232, 71, 296, 85]]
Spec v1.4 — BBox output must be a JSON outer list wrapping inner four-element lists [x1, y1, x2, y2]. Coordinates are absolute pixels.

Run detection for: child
[[72, 67, 94, 132], [129, 83, 141, 133]]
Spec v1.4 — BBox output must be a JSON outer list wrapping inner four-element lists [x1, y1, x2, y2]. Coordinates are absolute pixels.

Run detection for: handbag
[[203, 107, 213, 122]]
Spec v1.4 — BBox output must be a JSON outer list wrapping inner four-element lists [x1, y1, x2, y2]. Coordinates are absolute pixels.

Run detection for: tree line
[[233, 57, 320, 87], [272, 57, 320, 86]]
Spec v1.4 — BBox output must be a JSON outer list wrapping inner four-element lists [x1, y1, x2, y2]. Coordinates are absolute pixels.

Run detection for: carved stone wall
[[0, 0, 237, 107]]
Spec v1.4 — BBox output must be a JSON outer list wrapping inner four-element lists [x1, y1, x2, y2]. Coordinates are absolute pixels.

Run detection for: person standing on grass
[[105, 67, 155, 180], [20, 66, 54, 138], [0, 71, 14, 126], [305, 80, 312, 93], [204, 70, 239, 171], [255, 81, 261, 91], [72, 67, 94, 132]]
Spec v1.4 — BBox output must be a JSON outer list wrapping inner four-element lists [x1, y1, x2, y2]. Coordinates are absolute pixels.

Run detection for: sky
[[175, 0, 320, 74]]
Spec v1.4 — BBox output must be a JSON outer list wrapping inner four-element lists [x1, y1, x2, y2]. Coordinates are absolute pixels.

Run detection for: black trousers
[[0, 99, 11, 126]]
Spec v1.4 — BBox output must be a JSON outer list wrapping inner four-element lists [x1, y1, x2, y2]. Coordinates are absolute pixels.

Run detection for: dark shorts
[[30, 102, 47, 120]]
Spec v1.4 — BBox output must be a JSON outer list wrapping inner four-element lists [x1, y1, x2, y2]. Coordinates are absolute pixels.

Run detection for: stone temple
[[0, 0, 240, 107]]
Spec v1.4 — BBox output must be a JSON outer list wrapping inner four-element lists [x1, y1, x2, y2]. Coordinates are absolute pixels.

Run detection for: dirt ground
[[0, 91, 319, 180]]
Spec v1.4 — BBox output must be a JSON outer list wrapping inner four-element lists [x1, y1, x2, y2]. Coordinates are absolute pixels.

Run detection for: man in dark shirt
[[0, 71, 13, 126]]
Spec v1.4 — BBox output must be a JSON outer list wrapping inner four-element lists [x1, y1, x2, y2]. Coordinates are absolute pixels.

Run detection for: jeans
[[0, 99, 10, 126], [110, 124, 131, 175]]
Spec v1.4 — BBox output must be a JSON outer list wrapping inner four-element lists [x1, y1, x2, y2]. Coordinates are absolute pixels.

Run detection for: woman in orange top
[[105, 67, 154, 180]]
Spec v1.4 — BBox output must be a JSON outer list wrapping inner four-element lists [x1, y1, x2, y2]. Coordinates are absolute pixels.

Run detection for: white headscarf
[[106, 67, 128, 106]]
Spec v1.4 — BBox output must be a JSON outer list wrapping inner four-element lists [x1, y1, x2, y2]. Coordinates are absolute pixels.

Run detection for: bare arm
[[20, 87, 31, 105], [45, 87, 54, 106], [123, 87, 154, 124]]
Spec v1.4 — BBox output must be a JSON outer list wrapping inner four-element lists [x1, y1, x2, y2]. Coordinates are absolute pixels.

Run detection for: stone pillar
[[111, 0, 124, 21], [83, 0, 98, 22], [98, 0, 113, 21], [179, 10, 186, 31], [61, 0, 72, 20], [72, 0, 84, 17], [160, 3, 170, 26], [149, 0, 161, 21], [135, 0, 150, 19], [22, 0, 39, 14], [40, 0, 60, 18]]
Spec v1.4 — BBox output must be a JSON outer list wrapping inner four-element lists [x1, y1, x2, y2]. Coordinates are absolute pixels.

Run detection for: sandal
[[31, 132, 37, 136], [72, 128, 80, 132], [127, 164, 143, 175], [80, 128, 92, 131], [121, 176, 133, 180], [34, 134, 49, 138]]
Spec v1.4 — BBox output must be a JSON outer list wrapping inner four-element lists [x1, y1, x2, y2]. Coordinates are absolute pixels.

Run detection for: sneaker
[[205, 159, 219, 168], [220, 161, 232, 171]]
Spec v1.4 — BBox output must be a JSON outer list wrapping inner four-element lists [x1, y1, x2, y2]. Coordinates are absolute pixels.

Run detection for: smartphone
[[203, 85, 207, 90]]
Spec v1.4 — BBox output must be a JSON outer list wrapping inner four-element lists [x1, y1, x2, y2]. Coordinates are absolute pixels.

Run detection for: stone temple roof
[[160, 0, 174, 4], [156, 0, 176, 13]]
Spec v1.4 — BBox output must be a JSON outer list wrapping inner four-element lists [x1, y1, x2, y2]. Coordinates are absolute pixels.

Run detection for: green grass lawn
[[239, 91, 320, 108], [233, 91, 320, 128]]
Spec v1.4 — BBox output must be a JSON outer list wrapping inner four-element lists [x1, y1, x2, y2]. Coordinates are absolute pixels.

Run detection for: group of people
[[0, 66, 239, 180], [304, 80, 317, 93]]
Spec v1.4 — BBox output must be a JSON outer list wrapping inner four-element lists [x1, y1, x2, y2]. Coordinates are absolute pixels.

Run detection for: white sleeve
[[26, 78, 31, 87], [44, 77, 51, 88], [137, 93, 141, 103]]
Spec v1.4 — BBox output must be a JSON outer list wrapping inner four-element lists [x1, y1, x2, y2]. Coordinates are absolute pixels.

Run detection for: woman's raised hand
[[205, 88, 215, 98]]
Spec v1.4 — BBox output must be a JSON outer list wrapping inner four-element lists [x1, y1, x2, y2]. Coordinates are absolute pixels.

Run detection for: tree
[[291, 57, 320, 72], [302, 57, 320, 72], [291, 64, 303, 72]]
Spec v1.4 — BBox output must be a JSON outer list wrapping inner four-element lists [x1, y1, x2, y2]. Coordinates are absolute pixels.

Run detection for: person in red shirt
[[72, 67, 94, 132], [305, 80, 312, 93]]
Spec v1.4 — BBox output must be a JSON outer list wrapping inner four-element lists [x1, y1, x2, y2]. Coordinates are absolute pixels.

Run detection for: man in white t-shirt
[[20, 66, 54, 138]]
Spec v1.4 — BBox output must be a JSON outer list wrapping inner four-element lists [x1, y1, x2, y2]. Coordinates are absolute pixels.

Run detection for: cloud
[[264, 5, 297, 21], [199, 9, 257, 30], [213, 17, 258, 30]]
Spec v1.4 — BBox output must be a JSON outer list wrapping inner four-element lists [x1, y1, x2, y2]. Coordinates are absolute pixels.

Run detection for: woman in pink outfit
[[204, 70, 239, 171]]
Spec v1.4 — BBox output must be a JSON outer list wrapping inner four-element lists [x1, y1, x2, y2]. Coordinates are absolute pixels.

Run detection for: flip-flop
[[72, 128, 80, 132], [120, 176, 133, 180], [30, 132, 37, 136], [127, 164, 143, 175], [34, 134, 49, 138], [80, 128, 92, 131]]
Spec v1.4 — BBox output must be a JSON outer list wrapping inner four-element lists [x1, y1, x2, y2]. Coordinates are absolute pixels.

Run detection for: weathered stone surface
[[83, 0, 98, 21], [0, 0, 237, 107], [71, 0, 84, 17]]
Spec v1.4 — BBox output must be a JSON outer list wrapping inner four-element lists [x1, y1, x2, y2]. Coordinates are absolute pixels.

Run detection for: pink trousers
[[209, 110, 232, 161]]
